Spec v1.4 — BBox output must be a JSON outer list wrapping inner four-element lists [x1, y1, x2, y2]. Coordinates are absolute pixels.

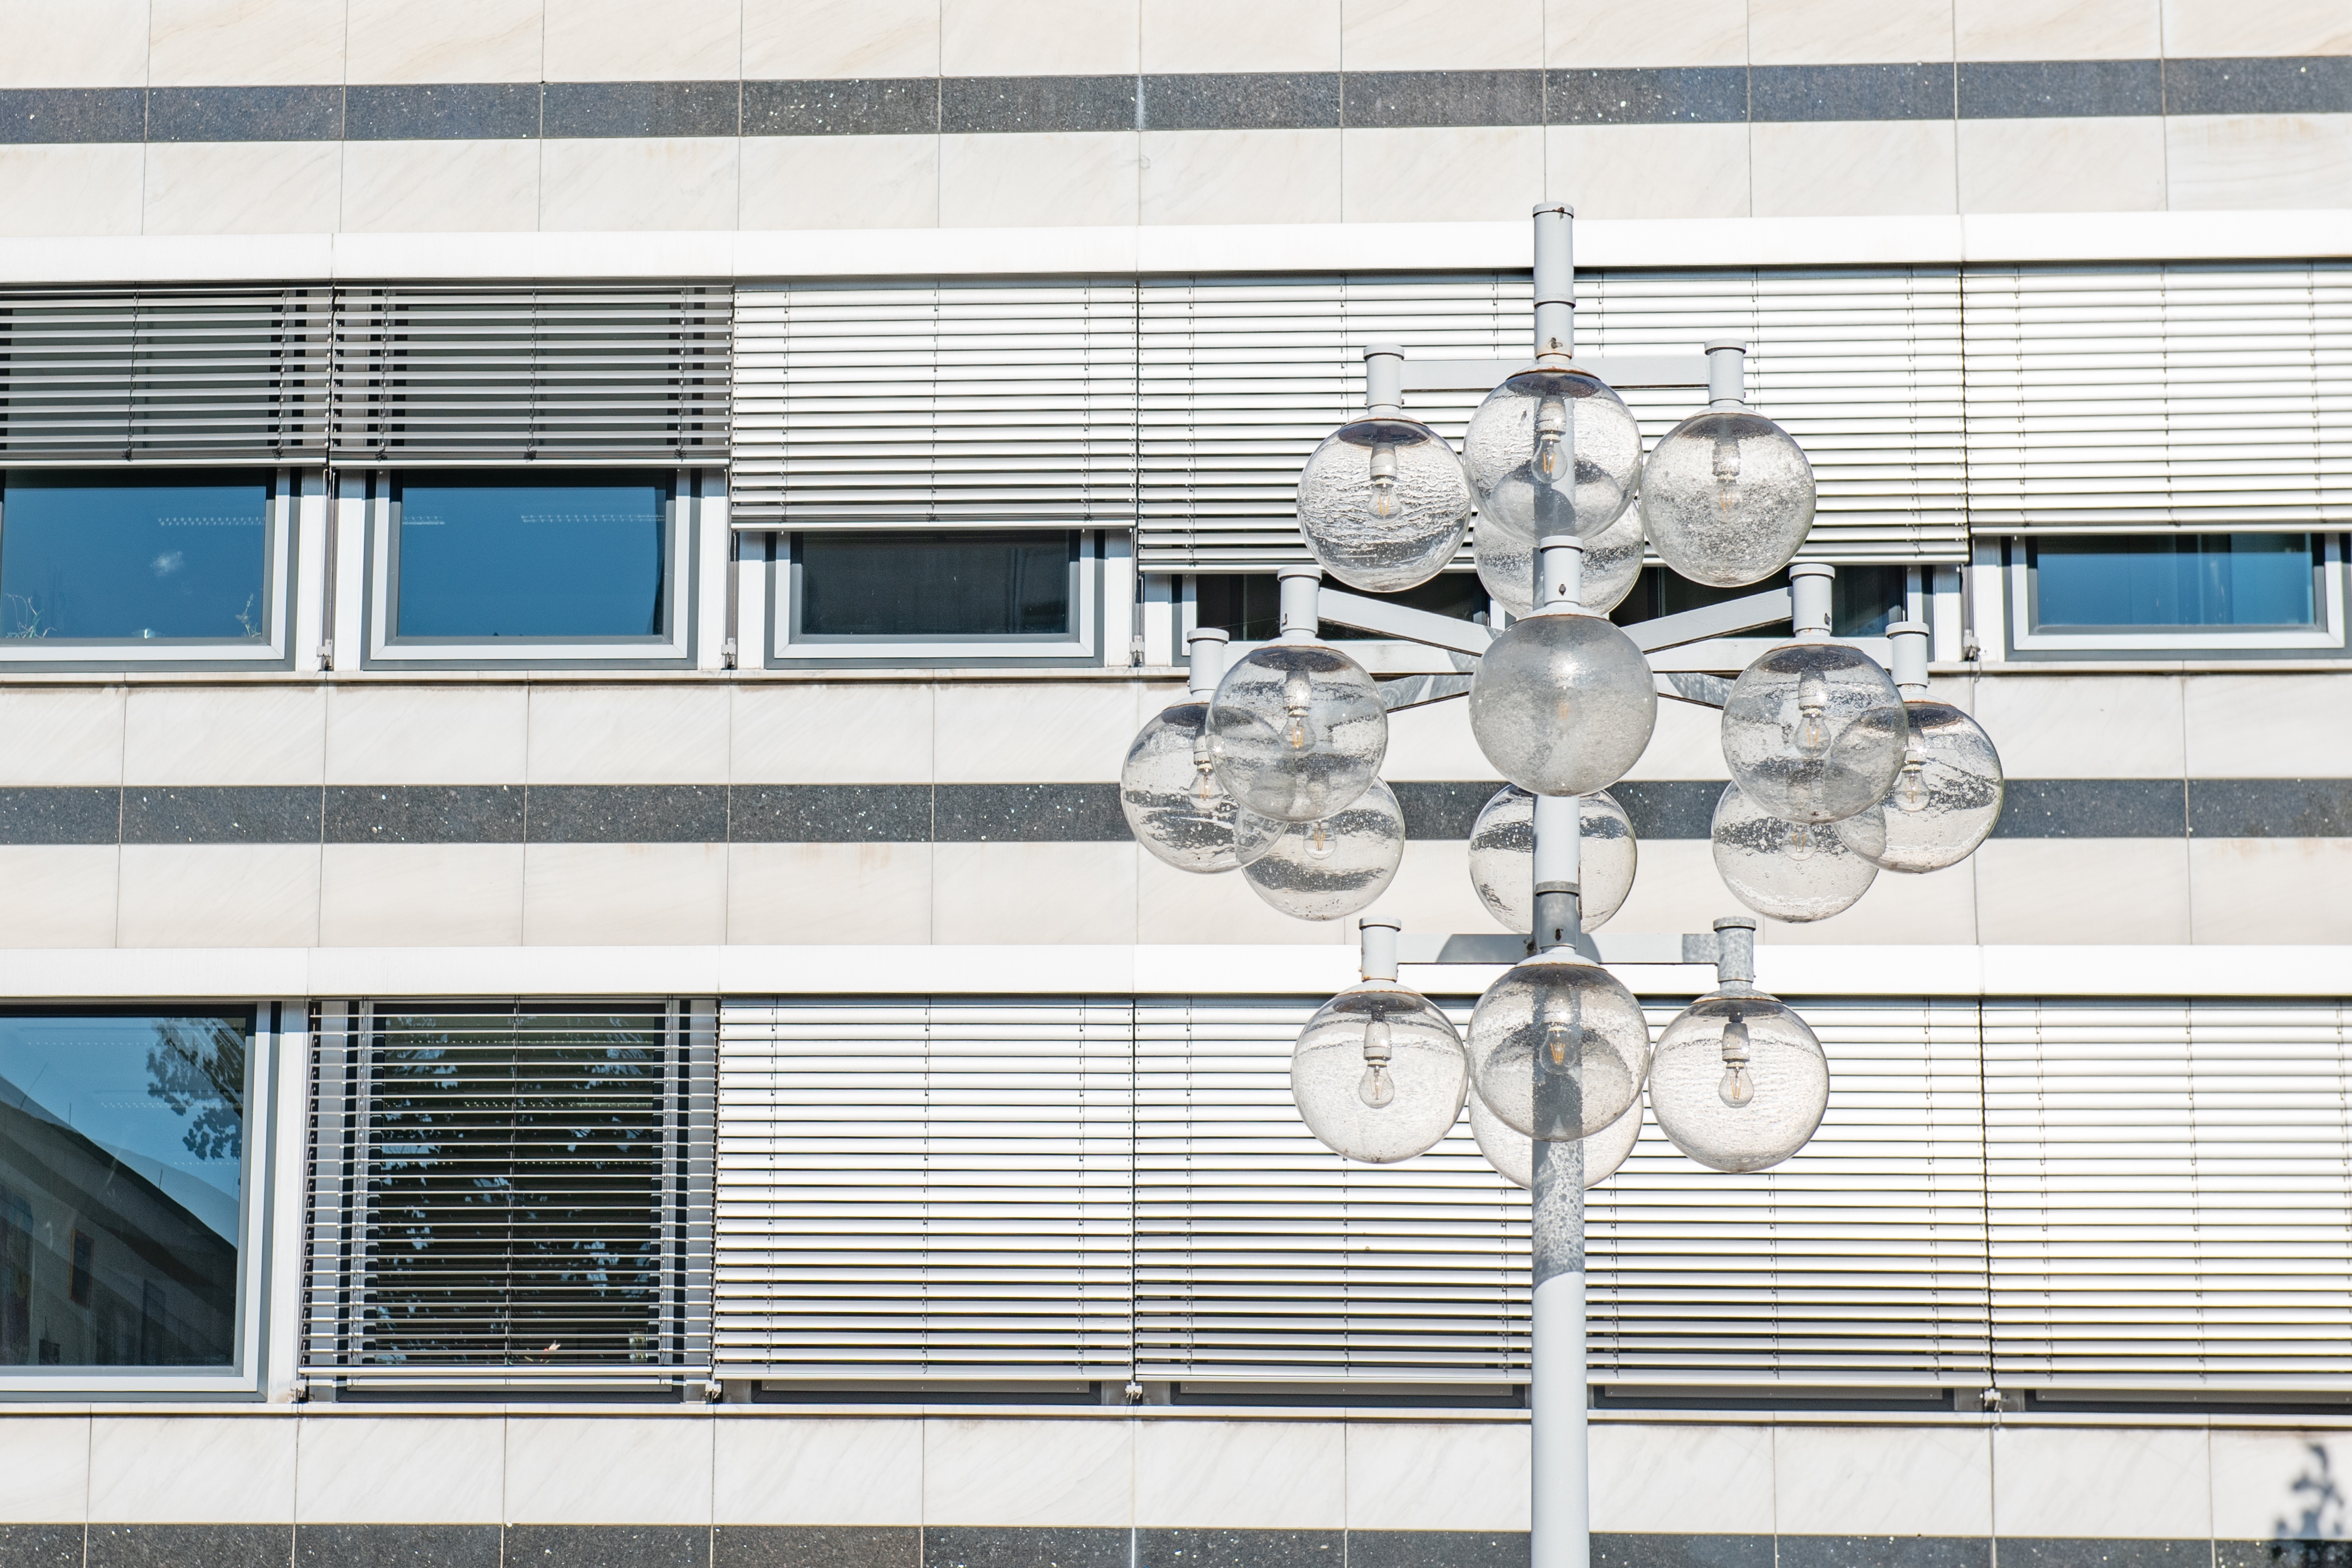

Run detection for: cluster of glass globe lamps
[[1119, 341, 2004, 1184]]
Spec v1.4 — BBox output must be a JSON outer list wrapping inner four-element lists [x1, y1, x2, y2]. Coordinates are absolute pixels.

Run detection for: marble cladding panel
[[930, 841, 1139, 943], [1969, 676, 2185, 779], [1750, 118, 1957, 216], [294, 1525, 504, 1568], [1141, 0, 1342, 74], [142, 137, 343, 232], [938, 131, 1141, 227], [1601, 837, 1730, 940], [502, 1526, 711, 1568], [1752, 64, 1956, 121], [1369, 837, 1504, 940], [1340, 0, 1544, 72], [1340, 126, 1545, 222], [738, 133, 940, 227], [1343, 71, 1544, 129], [2187, 779, 2352, 838], [1136, 1531, 1343, 1568], [940, 76, 1136, 134], [340, 136, 542, 229], [1344, 1423, 1529, 1532], [317, 842, 528, 946], [1765, 853, 1981, 945], [146, 0, 346, 87], [2209, 1431, 2352, 1539], [504, 1420, 716, 1527], [88, 1417, 298, 1524], [2188, 837, 2352, 943], [1990, 778, 2186, 837], [1545, 0, 1749, 68], [88, 1526, 297, 1568], [1774, 1426, 1993, 1537], [1135, 848, 1348, 945], [527, 685, 733, 785], [1957, 60, 2160, 117], [113, 843, 322, 947], [2166, 57, 2352, 117], [1590, 1540, 1775, 1568], [122, 784, 319, 843], [0, 846, 121, 947], [1747, 0, 1957, 64], [1141, 77, 1343, 133], [938, 0, 1142, 78], [725, 841, 935, 944], [0, 88, 147, 144], [520, 842, 730, 945], [0, 688, 126, 786], [0, 1417, 92, 1523], [538, 136, 742, 229], [2166, 113, 2352, 208], [932, 684, 1141, 783], [324, 782, 515, 843], [1545, 123, 1751, 217], [542, 0, 745, 82], [931, 782, 1124, 842], [718, 1526, 924, 1568], [1133, 1422, 1345, 1530], [1992, 1427, 2212, 1538], [0, 1527, 86, 1568], [921, 1420, 1133, 1528], [1955, 0, 2162, 59], [2185, 675, 2352, 778], [1973, 837, 2195, 944], [146, 85, 342, 142], [2161, 0, 2352, 57], [1589, 1425, 1772, 1533], [1140, 128, 1346, 225], [544, 82, 744, 139], [324, 686, 531, 786], [743, 0, 941, 79], [743, 79, 941, 136], [0, 0, 151, 88], [713, 1421, 923, 1527], [0, 134, 137, 243], [344, 0, 547, 85], [1775, 1542, 1989, 1568], [731, 684, 936, 784], [1956, 115, 2166, 211], [293, 1417, 506, 1525]]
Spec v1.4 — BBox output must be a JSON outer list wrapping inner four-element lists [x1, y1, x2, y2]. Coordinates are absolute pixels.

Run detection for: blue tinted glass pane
[[801, 531, 1072, 637], [2033, 534, 2316, 628], [0, 472, 270, 642], [396, 473, 667, 639], [0, 1012, 248, 1367]]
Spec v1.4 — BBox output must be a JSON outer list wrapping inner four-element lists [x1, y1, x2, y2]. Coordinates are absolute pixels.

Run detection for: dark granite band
[[3, 778, 2348, 846], [0, 58, 2341, 144]]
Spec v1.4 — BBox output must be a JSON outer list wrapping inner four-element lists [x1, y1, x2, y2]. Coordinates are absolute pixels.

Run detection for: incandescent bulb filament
[[1189, 733, 1221, 815], [1282, 668, 1314, 750], [1539, 990, 1582, 1072], [1896, 734, 1929, 812], [1786, 822, 1814, 862], [1794, 670, 1831, 754], [1711, 432, 1742, 514], [1357, 1015, 1396, 1108], [1717, 1012, 1755, 1107], [1368, 440, 1400, 520], [1306, 819, 1334, 860], [1532, 397, 1569, 484]]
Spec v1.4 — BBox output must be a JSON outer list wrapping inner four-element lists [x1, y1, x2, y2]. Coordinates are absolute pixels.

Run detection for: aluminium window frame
[[0, 468, 299, 671], [0, 1001, 286, 1400], [2003, 531, 2348, 656], [361, 467, 702, 671], [767, 527, 1104, 669]]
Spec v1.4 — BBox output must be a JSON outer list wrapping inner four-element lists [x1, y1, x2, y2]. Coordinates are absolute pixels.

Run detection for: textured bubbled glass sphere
[[1712, 782, 1876, 922], [1470, 1085, 1641, 1191], [1469, 612, 1657, 797], [1638, 410, 1816, 588], [1465, 955, 1652, 1141], [1292, 981, 1467, 1163], [1475, 501, 1645, 619], [1832, 700, 2005, 873], [1465, 786, 1637, 933], [1722, 643, 1907, 825], [1120, 702, 1276, 874], [1647, 991, 1827, 1172], [1244, 776, 1405, 921], [1462, 370, 1642, 541], [1296, 417, 1474, 593], [1211, 642, 1387, 822]]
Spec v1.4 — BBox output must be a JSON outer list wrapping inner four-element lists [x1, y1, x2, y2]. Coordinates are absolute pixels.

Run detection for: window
[[774, 530, 1099, 665], [2005, 533, 2345, 653], [1193, 572, 1489, 643], [1612, 564, 1910, 640], [304, 1001, 713, 1395], [0, 1010, 252, 1374], [371, 470, 691, 665], [0, 470, 291, 665]]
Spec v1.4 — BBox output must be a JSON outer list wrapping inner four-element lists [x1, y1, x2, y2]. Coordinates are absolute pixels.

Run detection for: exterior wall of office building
[[2, 0, 2351, 1560]]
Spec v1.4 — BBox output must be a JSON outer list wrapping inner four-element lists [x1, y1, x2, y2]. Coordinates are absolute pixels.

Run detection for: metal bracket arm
[[1626, 588, 1794, 653], [1401, 355, 1711, 392], [1317, 587, 1495, 656]]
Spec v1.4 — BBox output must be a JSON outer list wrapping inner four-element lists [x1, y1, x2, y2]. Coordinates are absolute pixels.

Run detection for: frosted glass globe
[[1711, 782, 1876, 923], [1721, 643, 1907, 825], [1470, 1083, 1641, 1191], [1211, 642, 1388, 822], [1832, 700, 2005, 873], [1475, 500, 1645, 619], [1647, 991, 1827, 1172], [1243, 776, 1405, 921], [1296, 417, 1474, 593], [1462, 369, 1642, 541], [1469, 612, 1657, 797], [1292, 981, 1468, 1163], [1466, 786, 1637, 933], [1120, 701, 1278, 874], [1464, 955, 1651, 1141], [1638, 410, 1816, 588]]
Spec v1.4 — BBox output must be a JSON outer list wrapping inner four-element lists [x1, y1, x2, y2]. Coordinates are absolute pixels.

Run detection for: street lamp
[[1117, 202, 2006, 1568]]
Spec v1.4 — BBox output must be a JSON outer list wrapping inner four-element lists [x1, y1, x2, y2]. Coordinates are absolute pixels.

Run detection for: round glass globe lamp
[[1638, 410, 1816, 588], [1120, 701, 1277, 874], [1469, 612, 1656, 797], [1647, 990, 1827, 1172], [1210, 642, 1387, 823], [1721, 642, 1907, 825], [1712, 782, 1876, 923], [1470, 1084, 1641, 1191], [1462, 369, 1642, 541], [1466, 786, 1637, 933], [1242, 776, 1406, 921], [1292, 981, 1468, 1163], [1476, 501, 1645, 619], [1465, 955, 1652, 1141], [1296, 417, 1474, 593], [1832, 700, 2005, 873]]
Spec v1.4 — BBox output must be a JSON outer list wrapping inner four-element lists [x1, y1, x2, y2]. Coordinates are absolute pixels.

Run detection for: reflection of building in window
[[0, 1092, 238, 1366]]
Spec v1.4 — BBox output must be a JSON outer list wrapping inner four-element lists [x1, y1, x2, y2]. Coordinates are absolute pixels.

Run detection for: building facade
[[1, 1, 2351, 1564]]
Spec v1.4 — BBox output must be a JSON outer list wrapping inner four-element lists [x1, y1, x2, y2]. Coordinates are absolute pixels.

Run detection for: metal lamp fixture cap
[[1789, 561, 1836, 641]]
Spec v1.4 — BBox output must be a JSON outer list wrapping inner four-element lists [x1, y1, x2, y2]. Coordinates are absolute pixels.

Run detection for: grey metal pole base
[[1530, 1137, 1588, 1568]]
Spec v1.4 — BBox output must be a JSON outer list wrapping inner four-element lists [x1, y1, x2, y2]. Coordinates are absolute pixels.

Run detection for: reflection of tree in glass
[[361, 1010, 667, 1366], [2, 593, 52, 640], [144, 1018, 246, 1162]]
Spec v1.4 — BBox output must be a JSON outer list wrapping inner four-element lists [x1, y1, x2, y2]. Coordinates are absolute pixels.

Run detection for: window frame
[[0, 1002, 280, 1399], [0, 468, 298, 670], [769, 527, 1102, 668], [364, 467, 697, 670], [2004, 531, 2347, 655]]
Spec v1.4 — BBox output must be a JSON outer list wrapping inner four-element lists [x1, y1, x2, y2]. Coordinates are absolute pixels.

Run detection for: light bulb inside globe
[[1189, 734, 1220, 813], [1540, 987, 1580, 1072], [1787, 822, 1814, 862], [1282, 668, 1314, 749], [1368, 440, 1399, 519], [1357, 1016, 1396, 1108], [1895, 733, 1929, 812], [1716, 1012, 1755, 1107], [1794, 670, 1831, 755], [1533, 397, 1568, 482], [1712, 431, 1742, 497], [1306, 820, 1334, 860]]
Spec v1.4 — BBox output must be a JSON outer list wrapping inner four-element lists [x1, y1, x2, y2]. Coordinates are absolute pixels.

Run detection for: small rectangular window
[[1612, 564, 1907, 639], [2029, 533, 2319, 631], [392, 471, 671, 639], [775, 530, 1099, 665], [1194, 572, 1489, 642], [0, 471, 287, 663], [0, 1011, 251, 1370]]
